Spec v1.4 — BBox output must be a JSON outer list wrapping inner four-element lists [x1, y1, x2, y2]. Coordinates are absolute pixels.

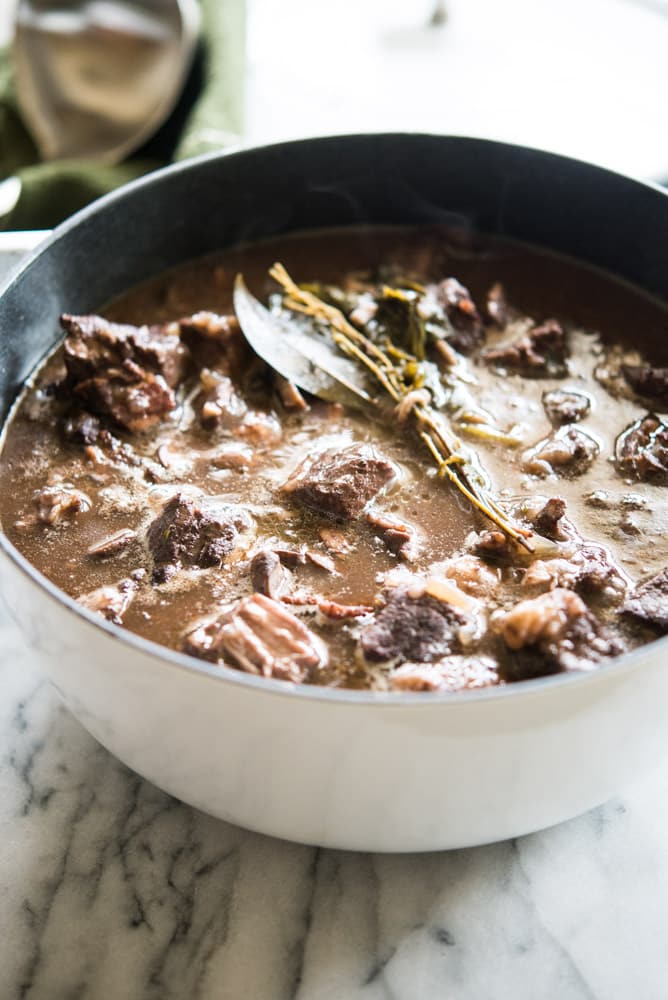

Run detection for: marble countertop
[[3, 2, 668, 993], [2, 253, 668, 1000], [3, 597, 668, 1000]]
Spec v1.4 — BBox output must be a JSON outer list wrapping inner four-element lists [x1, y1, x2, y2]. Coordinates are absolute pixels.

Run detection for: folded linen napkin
[[0, 0, 245, 231]]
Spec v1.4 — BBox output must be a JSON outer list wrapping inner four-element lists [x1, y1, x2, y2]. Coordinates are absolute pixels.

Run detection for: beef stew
[[1, 226, 666, 692]]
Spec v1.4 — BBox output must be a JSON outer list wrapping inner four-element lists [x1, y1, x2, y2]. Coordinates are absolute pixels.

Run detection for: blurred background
[[1, 0, 668, 229]]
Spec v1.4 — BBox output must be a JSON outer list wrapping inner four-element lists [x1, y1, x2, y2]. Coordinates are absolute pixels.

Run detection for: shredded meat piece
[[29, 483, 91, 526], [86, 527, 136, 558], [616, 413, 668, 483], [360, 585, 468, 664], [82, 429, 142, 474], [273, 548, 307, 568], [236, 411, 282, 446], [522, 427, 599, 478], [317, 598, 372, 619], [281, 443, 397, 520], [394, 389, 431, 424], [275, 374, 308, 411], [184, 593, 327, 682], [366, 508, 419, 561], [470, 529, 515, 562], [305, 550, 337, 573], [484, 282, 511, 328], [62, 411, 101, 445], [542, 389, 591, 426], [623, 568, 668, 633], [198, 370, 247, 429], [390, 656, 500, 692], [77, 576, 138, 625], [435, 277, 484, 354], [147, 493, 252, 582], [533, 497, 568, 539], [196, 369, 281, 445], [250, 550, 288, 599], [434, 339, 459, 368], [319, 527, 353, 554], [439, 554, 500, 597], [281, 593, 373, 618], [621, 364, 668, 409], [496, 588, 623, 677], [483, 318, 568, 376], [207, 442, 255, 470], [178, 311, 250, 374], [522, 543, 628, 604]]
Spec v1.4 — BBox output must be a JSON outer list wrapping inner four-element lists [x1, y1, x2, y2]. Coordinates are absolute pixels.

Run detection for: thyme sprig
[[269, 262, 534, 552]]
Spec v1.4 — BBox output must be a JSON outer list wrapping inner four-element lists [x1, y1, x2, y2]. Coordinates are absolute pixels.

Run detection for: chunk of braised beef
[[360, 586, 467, 664], [483, 318, 568, 376], [533, 497, 567, 539], [621, 364, 668, 409], [497, 588, 623, 678], [281, 443, 397, 520], [522, 427, 599, 478], [623, 568, 668, 633], [59, 314, 183, 432], [436, 277, 484, 354], [147, 493, 251, 582], [615, 413, 668, 483], [183, 593, 327, 682], [178, 312, 250, 375], [250, 550, 289, 599], [366, 508, 419, 561], [542, 388, 591, 426], [573, 544, 628, 601], [61, 313, 188, 388], [77, 575, 138, 625], [73, 366, 177, 433], [31, 482, 91, 526]]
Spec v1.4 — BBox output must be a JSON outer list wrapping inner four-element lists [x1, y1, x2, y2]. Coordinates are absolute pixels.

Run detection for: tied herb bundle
[[267, 262, 534, 552]]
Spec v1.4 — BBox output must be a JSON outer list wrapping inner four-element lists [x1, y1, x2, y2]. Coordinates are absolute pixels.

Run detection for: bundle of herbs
[[234, 262, 534, 552]]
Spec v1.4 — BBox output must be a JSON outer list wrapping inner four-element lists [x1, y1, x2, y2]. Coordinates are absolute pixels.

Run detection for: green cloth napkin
[[0, 0, 245, 231]]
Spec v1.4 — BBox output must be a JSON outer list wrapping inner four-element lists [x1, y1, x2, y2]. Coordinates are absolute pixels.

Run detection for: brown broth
[[1, 226, 666, 691]]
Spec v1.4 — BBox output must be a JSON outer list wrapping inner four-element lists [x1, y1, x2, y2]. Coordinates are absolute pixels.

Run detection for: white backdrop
[[2, 0, 668, 180]]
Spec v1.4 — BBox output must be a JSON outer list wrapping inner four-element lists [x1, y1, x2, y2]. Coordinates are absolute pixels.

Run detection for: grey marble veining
[[2, 583, 668, 999]]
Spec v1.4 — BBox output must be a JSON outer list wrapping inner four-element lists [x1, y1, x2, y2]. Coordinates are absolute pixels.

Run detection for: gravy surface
[[1, 226, 666, 691]]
